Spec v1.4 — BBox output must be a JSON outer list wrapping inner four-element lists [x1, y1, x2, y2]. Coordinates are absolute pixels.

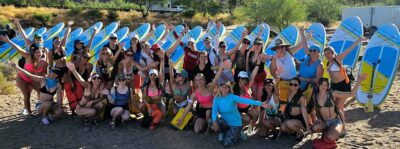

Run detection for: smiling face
[[34, 48, 43, 59], [194, 74, 206, 88], [318, 79, 329, 92], [53, 37, 61, 47], [219, 84, 230, 96], [289, 79, 300, 92], [324, 47, 335, 60]]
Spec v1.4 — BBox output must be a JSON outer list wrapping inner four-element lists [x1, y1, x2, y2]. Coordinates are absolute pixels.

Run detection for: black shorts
[[196, 106, 211, 119], [238, 106, 250, 113], [110, 104, 129, 110], [331, 79, 351, 92]]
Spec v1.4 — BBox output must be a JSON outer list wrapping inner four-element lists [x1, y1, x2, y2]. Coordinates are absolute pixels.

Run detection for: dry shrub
[[0, 64, 16, 95]]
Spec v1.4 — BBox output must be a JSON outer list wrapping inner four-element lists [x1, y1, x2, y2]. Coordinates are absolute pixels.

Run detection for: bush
[[0, 64, 16, 95], [85, 9, 103, 21], [182, 10, 195, 18], [68, 7, 83, 16], [107, 10, 119, 22], [31, 12, 53, 26], [305, 0, 341, 26]]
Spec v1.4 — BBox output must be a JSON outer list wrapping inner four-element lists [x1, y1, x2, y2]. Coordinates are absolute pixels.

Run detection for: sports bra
[[52, 48, 66, 61], [173, 85, 189, 97], [19, 63, 44, 83], [195, 90, 213, 107], [147, 87, 162, 97], [40, 84, 57, 95], [328, 63, 340, 72]]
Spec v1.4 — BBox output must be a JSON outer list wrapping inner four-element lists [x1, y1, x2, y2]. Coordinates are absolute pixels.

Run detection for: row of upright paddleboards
[[0, 16, 399, 110]]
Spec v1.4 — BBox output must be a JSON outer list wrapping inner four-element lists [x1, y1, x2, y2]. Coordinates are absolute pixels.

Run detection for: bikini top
[[40, 84, 57, 95], [315, 93, 335, 109], [52, 48, 66, 61], [147, 86, 162, 97], [83, 86, 101, 101], [328, 63, 340, 72], [173, 85, 189, 97], [195, 90, 213, 107]]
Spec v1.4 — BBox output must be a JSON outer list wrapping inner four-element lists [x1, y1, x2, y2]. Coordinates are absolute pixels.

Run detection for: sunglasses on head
[[310, 49, 319, 53], [289, 83, 298, 87]]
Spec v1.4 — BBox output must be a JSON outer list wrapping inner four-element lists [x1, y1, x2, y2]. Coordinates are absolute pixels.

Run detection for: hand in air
[[0, 35, 10, 42], [67, 20, 74, 27], [66, 62, 76, 70]]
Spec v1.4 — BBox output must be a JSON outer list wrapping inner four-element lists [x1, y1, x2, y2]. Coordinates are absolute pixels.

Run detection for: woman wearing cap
[[177, 63, 224, 133], [270, 34, 305, 112], [13, 19, 43, 50], [66, 62, 105, 130], [212, 81, 268, 147], [323, 37, 365, 133], [280, 77, 310, 142], [0, 35, 48, 115], [104, 74, 135, 129], [246, 38, 272, 101], [139, 57, 165, 130], [259, 78, 281, 139], [96, 46, 123, 89], [309, 74, 366, 147], [167, 60, 191, 114], [10, 61, 63, 125], [233, 56, 263, 136]]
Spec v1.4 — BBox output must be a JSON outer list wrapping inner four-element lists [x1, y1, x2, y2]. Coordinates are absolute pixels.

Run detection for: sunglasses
[[92, 76, 100, 80], [255, 43, 262, 46], [243, 41, 250, 45], [150, 74, 157, 77], [219, 45, 226, 48], [131, 38, 138, 41], [110, 37, 117, 40], [188, 42, 194, 45], [126, 54, 133, 57], [310, 49, 319, 53], [289, 83, 299, 87], [264, 83, 274, 86], [102, 52, 110, 55], [83, 56, 91, 59], [277, 45, 285, 49]]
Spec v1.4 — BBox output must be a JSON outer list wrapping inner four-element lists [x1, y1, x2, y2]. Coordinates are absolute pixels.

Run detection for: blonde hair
[[215, 82, 233, 97]]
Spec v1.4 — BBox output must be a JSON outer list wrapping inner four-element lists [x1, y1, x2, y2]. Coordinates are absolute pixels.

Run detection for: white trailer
[[342, 6, 400, 30]]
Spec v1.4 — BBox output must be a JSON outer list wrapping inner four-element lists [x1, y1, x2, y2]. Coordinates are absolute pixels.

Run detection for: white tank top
[[266, 96, 279, 116], [276, 51, 297, 79]]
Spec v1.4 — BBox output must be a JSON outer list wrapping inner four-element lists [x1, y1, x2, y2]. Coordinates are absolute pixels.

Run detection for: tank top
[[233, 50, 248, 71], [19, 63, 44, 83], [112, 86, 130, 106], [195, 90, 213, 107], [276, 51, 297, 80], [265, 96, 279, 117], [299, 56, 321, 89], [249, 51, 266, 74], [237, 86, 251, 109]]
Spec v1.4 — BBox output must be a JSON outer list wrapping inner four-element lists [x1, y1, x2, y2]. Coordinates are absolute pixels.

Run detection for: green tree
[[233, 0, 307, 30], [130, 0, 163, 19], [305, 0, 341, 26]]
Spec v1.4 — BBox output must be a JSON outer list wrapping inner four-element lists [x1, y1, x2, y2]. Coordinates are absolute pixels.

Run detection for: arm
[[10, 62, 44, 82], [333, 73, 367, 99], [142, 24, 155, 43], [300, 97, 310, 131], [214, 21, 221, 47], [270, 57, 278, 78], [256, 24, 264, 39], [165, 32, 184, 56], [312, 63, 323, 83], [159, 54, 165, 85], [211, 98, 219, 122], [61, 21, 73, 48], [178, 92, 196, 123], [111, 43, 124, 62], [289, 29, 306, 54], [300, 27, 309, 55], [56, 83, 63, 110], [66, 62, 89, 87], [336, 37, 365, 62], [13, 19, 32, 47], [85, 27, 99, 52], [248, 56, 261, 87], [233, 94, 262, 106], [158, 23, 169, 44], [208, 64, 224, 88], [228, 30, 247, 56], [168, 60, 176, 85], [0, 35, 30, 58], [47, 51, 54, 67]]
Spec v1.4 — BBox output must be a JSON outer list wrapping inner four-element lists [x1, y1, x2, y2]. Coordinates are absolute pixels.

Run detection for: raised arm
[[248, 56, 261, 87], [142, 23, 155, 43], [229, 30, 248, 56], [85, 27, 99, 52], [208, 63, 224, 88], [336, 37, 365, 62], [111, 43, 124, 62], [299, 27, 309, 55], [214, 21, 221, 46], [10, 61, 44, 82], [159, 53, 165, 85], [168, 60, 176, 85], [165, 32, 184, 56], [61, 20, 73, 48], [0, 35, 30, 58], [13, 19, 32, 47], [66, 62, 89, 87], [158, 23, 170, 44], [289, 28, 306, 54], [333, 73, 367, 99], [256, 24, 264, 39]]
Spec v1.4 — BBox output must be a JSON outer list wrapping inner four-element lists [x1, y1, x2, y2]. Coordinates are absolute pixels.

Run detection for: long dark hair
[[307, 78, 330, 113], [261, 79, 275, 102], [284, 77, 303, 116]]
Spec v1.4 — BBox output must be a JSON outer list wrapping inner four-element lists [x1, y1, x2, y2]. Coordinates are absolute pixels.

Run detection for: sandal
[[295, 132, 305, 142]]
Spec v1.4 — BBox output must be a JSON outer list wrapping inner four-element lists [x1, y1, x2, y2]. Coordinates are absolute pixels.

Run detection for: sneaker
[[217, 133, 224, 142], [240, 130, 248, 140], [41, 117, 50, 125], [21, 109, 29, 116], [47, 114, 54, 121]]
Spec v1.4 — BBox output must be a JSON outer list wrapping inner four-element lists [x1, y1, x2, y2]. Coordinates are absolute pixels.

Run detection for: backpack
[[327, 58, 355, 84]]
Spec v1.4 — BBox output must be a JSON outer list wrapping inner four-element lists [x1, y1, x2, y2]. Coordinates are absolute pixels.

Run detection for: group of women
[[0, 19, 368, 147]]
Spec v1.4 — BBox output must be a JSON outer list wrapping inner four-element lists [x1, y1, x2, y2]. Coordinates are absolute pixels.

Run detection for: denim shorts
[[326, 117, 342, 127]]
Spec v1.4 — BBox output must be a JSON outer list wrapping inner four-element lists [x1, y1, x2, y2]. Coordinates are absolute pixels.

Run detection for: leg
[[76, 107, 96, 118], [312, 121, 327, 133], [241, 113, 251, 126], [324, 123, 343, 142], [194, 118, 206, 133], [16, 76, 32, 114], [111, 107, 123, 121], [121, 110, 130, 122], [223, 126, 242, 147]]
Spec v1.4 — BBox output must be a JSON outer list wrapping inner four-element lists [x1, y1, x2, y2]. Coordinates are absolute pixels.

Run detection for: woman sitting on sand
[[176, 63, 224, 133], [212, 81, 268, 147], [259, 78, 281, 140], [66, 62, 105, 131], [280, 77, 310, 142], [233, 56, 263, 136], [139, 56, 165, 130], [10, 62, 63, 125], [167, 60, 191, 115], [96, 46, 123, 89], [323, 37, 365, 134], [310, 74, 366, 147], [0, 35, 48, 116]]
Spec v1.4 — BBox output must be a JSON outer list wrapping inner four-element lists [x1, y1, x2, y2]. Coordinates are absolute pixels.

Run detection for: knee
[[122, 111, 130, 121], [325, 133, 338, 142]]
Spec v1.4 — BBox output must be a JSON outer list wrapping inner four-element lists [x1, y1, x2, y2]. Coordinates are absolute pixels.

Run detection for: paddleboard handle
[[365, 60, 380, 113]]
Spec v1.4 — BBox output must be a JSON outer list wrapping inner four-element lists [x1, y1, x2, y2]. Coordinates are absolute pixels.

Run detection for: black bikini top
[[52, 49, 66, 61], [40, 85, 57, 95]]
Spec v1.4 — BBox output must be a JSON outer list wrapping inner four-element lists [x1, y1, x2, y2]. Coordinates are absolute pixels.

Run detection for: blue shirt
[[212, 93, 262, 127], [299, 56, 321, 90]]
